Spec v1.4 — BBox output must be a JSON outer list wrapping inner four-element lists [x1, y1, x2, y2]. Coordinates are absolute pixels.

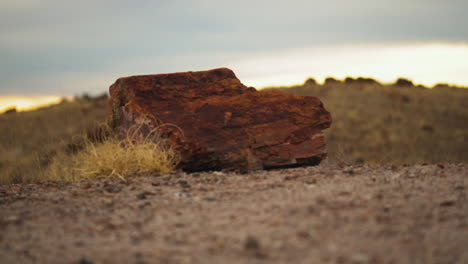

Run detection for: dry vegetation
[[1, 79, 467, 184], [0, 95, 179, 184], [0, 96, 108, 184], [47, 126, 179, 182]]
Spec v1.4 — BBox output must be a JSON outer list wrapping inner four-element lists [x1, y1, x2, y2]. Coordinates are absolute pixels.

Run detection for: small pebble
[[79, 257, 94, 264], [283, 175, 299, 181], [304, 179, 317, 185], [350, 253, 372, 264], [440, 200, 455, 207], [296, 231, 311, 239], [105, 186, 121, 193], [244, 236, 260, 251], [149, 181, 160, 186], [174, 192, 192, 198], [136, 192, 154, 200], [178, 180, 191, 188], [191, 173, 201, 178]]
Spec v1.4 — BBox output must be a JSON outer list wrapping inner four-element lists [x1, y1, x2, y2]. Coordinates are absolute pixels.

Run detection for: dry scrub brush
[[0, 94, 179, 184], [47, 125, 180, 182], [0, 97, 109, 184]]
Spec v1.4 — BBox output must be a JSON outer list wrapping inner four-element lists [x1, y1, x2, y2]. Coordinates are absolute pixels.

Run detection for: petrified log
[[109, 68, 331, 172]]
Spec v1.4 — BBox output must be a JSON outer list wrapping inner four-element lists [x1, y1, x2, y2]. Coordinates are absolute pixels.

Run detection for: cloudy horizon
[[1, 0, 468, 100]]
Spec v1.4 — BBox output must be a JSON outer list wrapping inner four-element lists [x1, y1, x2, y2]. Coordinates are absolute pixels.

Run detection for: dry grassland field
[[1, 80, 468, 264]]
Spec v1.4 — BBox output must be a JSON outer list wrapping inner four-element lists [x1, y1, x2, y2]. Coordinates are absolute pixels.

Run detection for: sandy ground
[[1, 164, 467, 264]]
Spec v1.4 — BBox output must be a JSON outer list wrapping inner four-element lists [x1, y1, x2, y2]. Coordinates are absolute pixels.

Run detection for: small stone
[[79, 257, 94, 264], [136, 193, 147, 200], [191, 173, 201, 178], [174, 192, 192, 198], [4, 215, 20, 222], [304, 179, 317, 185], [239, 168, 249, 175], [136, 192, 154, 200], [178, 180, 191, 188], [296, 231, 311, 238], [104, 186, 121, 193], [204, 197, 217, 202], [74, 241, 85, 247], [81, 183, 92, 190], [244, 236, 260, 251], [350, 253, 372, 264], [138, 202, 151, 209], [283, 175, 299, 181], [440, 200, 455, 207], [149, 181, 160, 186]]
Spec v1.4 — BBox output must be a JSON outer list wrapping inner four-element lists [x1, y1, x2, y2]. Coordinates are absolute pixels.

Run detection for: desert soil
[[1, 164, 467, 264]]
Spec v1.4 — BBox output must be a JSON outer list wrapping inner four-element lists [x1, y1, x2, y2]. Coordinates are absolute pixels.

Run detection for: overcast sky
[[1, 0, 468, 96]]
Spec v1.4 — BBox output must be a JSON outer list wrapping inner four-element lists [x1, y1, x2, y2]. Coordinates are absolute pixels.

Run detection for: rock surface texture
[[109, 68, 331, 172]]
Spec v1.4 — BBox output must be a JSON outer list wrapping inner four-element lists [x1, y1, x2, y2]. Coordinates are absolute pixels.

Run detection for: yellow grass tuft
[[47, 127, 180, 181]]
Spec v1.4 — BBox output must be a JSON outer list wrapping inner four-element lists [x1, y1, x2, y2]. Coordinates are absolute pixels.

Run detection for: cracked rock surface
[[109, 68, 331, 172]]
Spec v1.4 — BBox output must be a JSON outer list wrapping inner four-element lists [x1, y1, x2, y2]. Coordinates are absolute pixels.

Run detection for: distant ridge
[[262, 76, 468, 90]]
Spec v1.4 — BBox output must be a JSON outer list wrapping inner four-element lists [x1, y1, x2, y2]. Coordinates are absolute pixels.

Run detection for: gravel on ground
[[1, 164, 467, 264]]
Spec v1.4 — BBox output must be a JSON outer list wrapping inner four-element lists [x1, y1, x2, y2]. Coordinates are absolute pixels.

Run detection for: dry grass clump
[[0, 94, 179, 184], [0, 96, 109, 184], [47, 126, 180, 182]]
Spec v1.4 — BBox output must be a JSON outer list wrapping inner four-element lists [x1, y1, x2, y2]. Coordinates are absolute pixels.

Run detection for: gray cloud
[[1, 0, 467, 94]]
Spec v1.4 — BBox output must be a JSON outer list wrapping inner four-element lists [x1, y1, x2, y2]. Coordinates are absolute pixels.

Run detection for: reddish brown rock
[[109, 68, 331, 172]]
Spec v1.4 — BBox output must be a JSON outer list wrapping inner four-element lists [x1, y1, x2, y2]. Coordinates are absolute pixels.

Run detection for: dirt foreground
[[1, 164, 467, 264]]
